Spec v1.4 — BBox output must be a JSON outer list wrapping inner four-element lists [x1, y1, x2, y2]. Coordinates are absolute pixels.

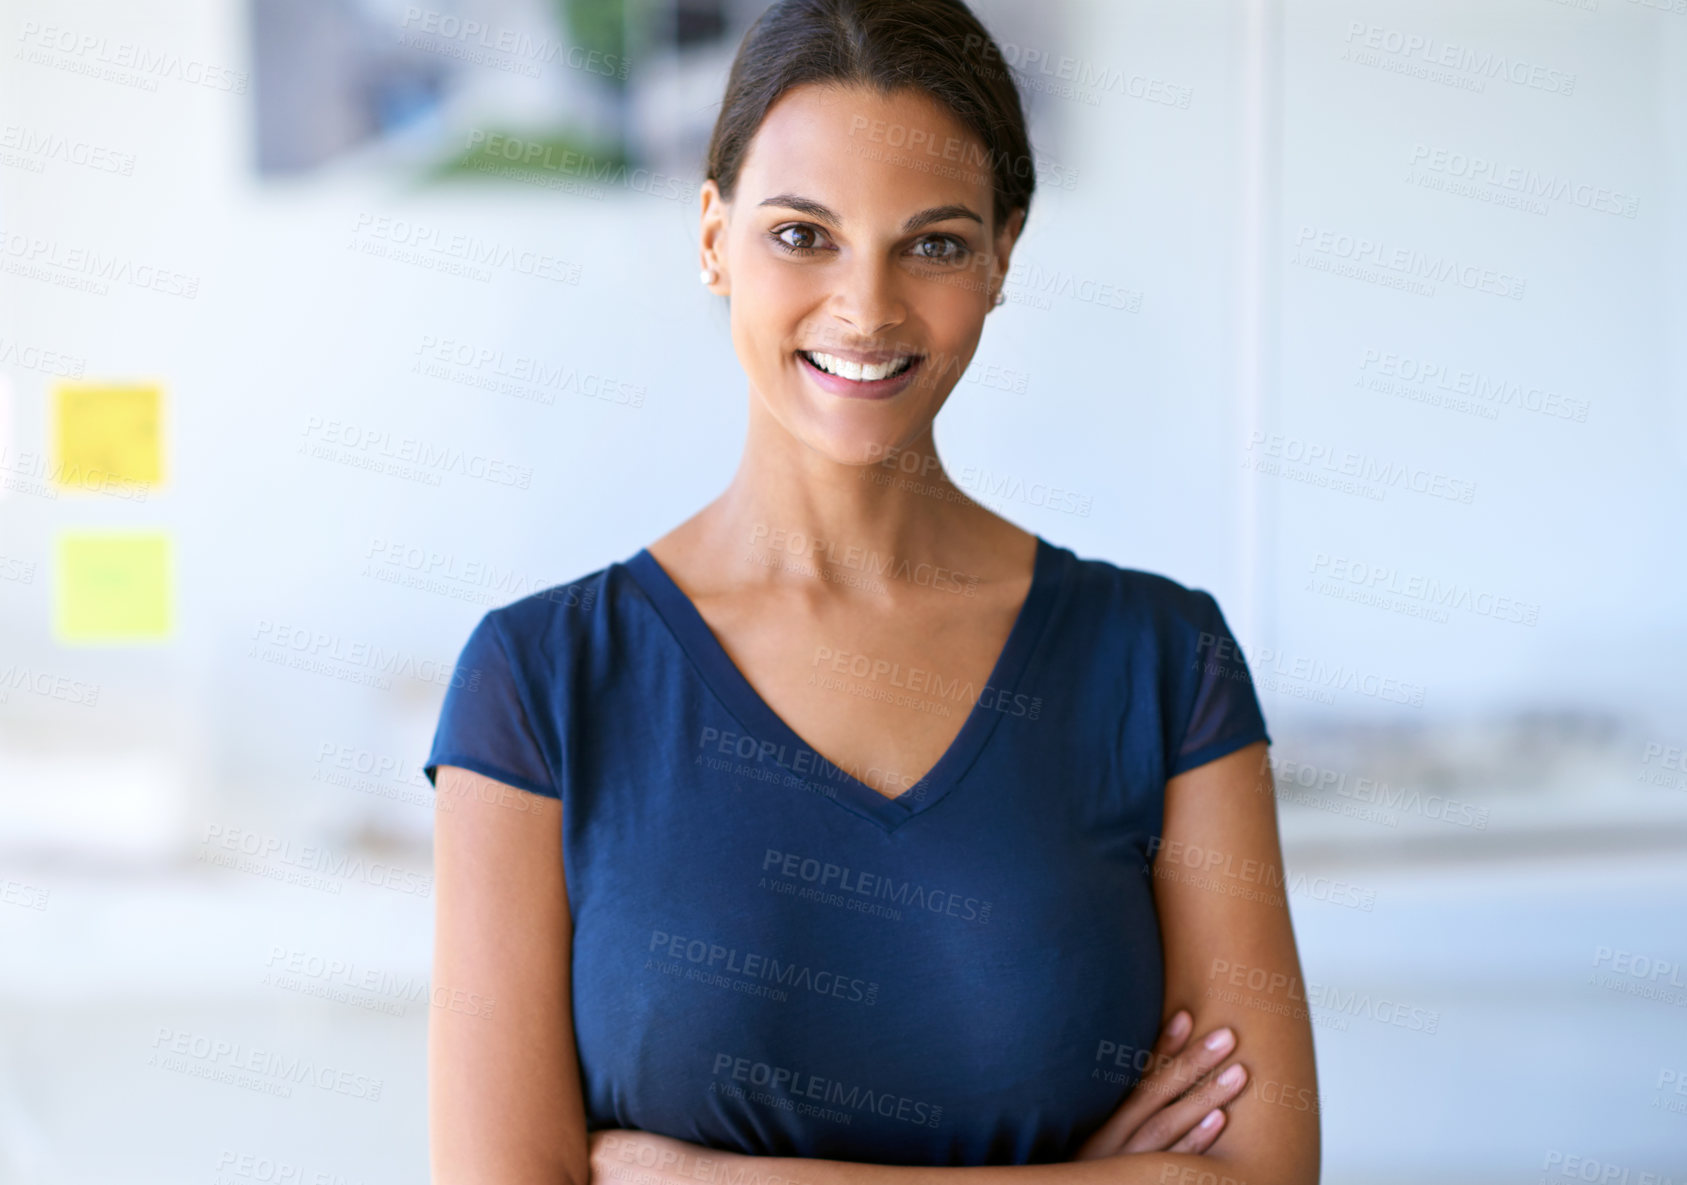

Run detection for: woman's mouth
[[796, 349, 924, 399]]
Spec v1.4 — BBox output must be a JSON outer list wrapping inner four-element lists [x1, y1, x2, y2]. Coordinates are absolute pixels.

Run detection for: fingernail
[[1200, 1109, 1222, 1130], [1218, 1064, 1244, 1087], [1204, 1027, 1235, 1051], [1167, 1011, 1191, 1039]]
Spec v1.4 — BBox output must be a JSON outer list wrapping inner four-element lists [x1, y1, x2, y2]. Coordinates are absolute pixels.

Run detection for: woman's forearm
[[592, 1131, 1262, 1185], [727, 1151, 1241, 1185]]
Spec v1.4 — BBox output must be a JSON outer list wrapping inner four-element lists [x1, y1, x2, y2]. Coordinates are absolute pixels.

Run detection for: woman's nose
[[828, 256, 907, 336]]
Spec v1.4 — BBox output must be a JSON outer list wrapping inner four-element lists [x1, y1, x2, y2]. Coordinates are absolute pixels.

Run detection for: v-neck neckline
[[623, 535, 1065, 832]]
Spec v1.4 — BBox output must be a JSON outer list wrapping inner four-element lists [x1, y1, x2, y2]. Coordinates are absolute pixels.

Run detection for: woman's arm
[[430, 765, 591, 1185], [592, 1129, 1244, 1185], [588, 740, 1319, 1185], [1150, 740, 1320, 1179]]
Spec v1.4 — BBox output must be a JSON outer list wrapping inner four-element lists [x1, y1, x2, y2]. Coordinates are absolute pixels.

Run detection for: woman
[[424, 1, 1320, 1182]]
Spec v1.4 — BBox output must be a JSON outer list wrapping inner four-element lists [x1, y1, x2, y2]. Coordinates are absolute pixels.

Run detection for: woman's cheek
[[753, 252, 827, 311], [733, 264, 820, 381]]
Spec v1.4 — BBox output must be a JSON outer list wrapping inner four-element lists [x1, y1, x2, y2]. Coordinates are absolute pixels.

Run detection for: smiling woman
[[698, 74, 1021, 449], [424, 2, 1318, 1184]]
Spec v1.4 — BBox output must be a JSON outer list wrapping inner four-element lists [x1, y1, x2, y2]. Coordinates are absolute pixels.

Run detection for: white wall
[[1, 0, 1683, 1180]]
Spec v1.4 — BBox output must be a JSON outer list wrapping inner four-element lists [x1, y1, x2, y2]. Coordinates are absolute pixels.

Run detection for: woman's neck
[[649, 398, 1035, 597]]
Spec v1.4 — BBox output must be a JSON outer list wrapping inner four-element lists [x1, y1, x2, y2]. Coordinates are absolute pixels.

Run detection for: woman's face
[[699, 82, 1024, 467]]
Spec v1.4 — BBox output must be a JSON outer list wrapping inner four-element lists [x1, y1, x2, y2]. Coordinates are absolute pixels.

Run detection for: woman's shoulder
[[470, 553, 643, 663], [1046, 542, 1269, 770], [1048, 539, 1229, 633]]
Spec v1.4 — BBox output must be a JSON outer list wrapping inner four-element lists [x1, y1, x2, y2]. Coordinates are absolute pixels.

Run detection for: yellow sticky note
[[54, 532, 172, 642], [52, 381, 163, 492]]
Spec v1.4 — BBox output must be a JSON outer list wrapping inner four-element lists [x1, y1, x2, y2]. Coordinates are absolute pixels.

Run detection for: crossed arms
[[428, 740, 1319, 1185]]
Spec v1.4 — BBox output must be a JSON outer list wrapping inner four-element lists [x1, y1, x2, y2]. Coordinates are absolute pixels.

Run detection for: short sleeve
[[1167, 590, 1272, 777], [424, 610, 560, 798]]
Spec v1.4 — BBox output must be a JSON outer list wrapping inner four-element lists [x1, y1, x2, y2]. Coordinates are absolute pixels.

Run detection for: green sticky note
[[54, 532, 172, 642]]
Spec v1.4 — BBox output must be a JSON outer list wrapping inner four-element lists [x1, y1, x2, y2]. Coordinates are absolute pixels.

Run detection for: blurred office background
[[1, 0, 1684, 1180]]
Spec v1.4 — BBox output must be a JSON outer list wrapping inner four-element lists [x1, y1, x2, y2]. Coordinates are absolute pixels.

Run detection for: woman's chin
[[755, 376, 942, 469], [787, 419, 911, 470]]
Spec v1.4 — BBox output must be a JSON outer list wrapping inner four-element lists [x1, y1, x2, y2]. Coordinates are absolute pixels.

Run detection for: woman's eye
[[912, 235, 968, 262], [767, 226, 969, 262], [774, 225, 827, 252]]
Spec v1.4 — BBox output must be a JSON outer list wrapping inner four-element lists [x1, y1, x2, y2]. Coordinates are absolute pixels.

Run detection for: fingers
[[1103, 1022, 1238, 1145], [1167, 1107, 1226, 1154], [1121, 1058, 1249, 1154], [1154, 1010, 1194, 1059], [1071, 1010, 1194, 1159]]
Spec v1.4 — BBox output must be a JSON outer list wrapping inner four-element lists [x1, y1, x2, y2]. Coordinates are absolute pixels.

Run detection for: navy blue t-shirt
[[424, 535, 1270, 1167]]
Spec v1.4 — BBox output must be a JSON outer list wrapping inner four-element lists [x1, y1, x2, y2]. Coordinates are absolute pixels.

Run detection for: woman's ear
[[988, 206, 1026, 306], [699, 178, 731, 295]]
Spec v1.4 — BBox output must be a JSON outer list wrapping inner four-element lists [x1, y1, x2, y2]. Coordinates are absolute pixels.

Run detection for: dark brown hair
[[705, 0, 1036, 232]]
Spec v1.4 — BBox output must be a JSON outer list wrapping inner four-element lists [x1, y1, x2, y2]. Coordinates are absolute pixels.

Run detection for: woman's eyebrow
[[903, 204, 984, 231], [757, 194, 984, 232]]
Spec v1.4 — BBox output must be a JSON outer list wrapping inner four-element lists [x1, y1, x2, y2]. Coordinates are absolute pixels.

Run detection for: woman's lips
[[796, 350, 925, 400]]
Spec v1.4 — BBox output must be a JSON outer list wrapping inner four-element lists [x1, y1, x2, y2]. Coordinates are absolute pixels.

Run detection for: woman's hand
[[1072, 1010, 1250, 1158], [590, 1128, 696, 1185], [590, 1128, 769, 1185], [586, 1016, 1250, 1180]]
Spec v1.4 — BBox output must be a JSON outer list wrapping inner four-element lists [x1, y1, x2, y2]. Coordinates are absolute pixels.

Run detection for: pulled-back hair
[[705, 0, 1036, 231]]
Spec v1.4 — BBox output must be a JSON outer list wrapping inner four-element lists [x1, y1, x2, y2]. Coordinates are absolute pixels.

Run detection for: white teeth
[[805, 351, 913, 382]]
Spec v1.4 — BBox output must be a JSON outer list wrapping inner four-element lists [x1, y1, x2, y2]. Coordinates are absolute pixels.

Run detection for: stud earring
[[700, 266, 719, 285], [992, 288, 1006, 307]]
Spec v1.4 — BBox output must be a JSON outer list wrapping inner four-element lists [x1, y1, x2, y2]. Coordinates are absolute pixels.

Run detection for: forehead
[[737, 82, 994, 218]]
